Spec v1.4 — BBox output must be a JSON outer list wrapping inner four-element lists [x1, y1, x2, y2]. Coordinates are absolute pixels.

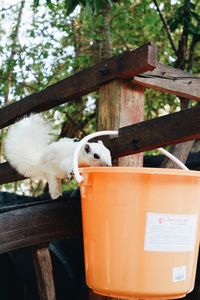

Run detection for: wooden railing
[[0, 41, 200, 300]]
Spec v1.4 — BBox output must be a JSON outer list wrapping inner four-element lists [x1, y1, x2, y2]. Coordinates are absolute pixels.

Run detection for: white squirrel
[[4, 114, 112, 199]]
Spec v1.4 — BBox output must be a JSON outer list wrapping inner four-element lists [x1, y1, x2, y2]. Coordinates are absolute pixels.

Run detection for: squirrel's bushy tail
[[4, 114, 51, 178]]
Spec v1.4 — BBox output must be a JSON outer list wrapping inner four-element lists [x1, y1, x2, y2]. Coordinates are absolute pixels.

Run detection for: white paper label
[[172, 265, 186, 283], [144, 213, 197, 252]]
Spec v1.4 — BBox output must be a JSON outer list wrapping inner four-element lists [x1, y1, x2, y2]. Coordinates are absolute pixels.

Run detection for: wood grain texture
[[133, 63, 200, 101], [0, 42, 157, 129], [98, 80, 144, 166], [0, 199, 82, 254], [0, 162, 25, 184], [33, 245, 56, 300], [1, 104, 200, 185], [101, 104, 200, 159]]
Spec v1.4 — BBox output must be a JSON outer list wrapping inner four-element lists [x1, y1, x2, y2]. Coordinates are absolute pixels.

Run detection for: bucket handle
[[73, 131, 118, 183], [158, 147, 189, 171], [73, 131, 189, 183]]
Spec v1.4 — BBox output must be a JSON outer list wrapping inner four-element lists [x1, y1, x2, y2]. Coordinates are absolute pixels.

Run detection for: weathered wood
[[98, 80, 144, 166], [133, 63, 200, 101], [33, 245, 56, 300], [118, 84, 144, 166], [0, 162, 25, 184], [0, 42, 157, 129], [102, 104, 200, 158], [1, 104, 200, 185], [0, 199, 82, 254]]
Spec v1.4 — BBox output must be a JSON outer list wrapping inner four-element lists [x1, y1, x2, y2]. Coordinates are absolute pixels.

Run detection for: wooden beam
[[133, 63, 200, 101], [0, 42, 157, 129], [0, 199, 82, 254], [105, 104, 200, 158], [1, 105, 199, 185], [0, 162, 25, 184]]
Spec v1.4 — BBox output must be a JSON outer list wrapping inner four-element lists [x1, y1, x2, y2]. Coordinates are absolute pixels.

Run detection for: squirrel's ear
[[84, 143, 91, 153], [98, 140, 104, 145]]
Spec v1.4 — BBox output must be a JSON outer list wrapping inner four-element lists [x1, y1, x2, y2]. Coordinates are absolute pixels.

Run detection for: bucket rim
[[79, 167, 200, 177]]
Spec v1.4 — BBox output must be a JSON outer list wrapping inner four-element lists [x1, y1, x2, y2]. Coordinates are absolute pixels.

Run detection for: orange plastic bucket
[[79, 167, 200, 299], [72, 131, 200, 299]]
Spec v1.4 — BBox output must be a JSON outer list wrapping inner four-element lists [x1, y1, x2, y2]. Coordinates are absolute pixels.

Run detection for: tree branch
[[60, 110, 87, 138], [188, 21, 200, 72], [0, 76, 37, 93], [1, 3, 21, 12], [153, 0, 177, 55]]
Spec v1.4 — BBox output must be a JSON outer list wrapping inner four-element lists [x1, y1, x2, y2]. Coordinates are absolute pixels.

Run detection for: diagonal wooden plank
[[0, 162, 25, 184], [105, 104, 200, 158], [0, 199, 82, 254], [0, 105, 199, 185], [133, 63, 200, 101], [0, 42, 157, 129]]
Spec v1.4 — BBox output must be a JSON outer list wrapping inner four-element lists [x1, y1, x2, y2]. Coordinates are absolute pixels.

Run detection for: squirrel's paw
[[67, 168, 74, 180]]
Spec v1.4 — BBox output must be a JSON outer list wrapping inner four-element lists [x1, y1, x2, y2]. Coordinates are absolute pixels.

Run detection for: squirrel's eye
[[94, 153, 100, 159]]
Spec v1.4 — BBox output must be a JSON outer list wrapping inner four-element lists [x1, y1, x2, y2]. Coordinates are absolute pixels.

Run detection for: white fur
[[4, 114, 112, 199]]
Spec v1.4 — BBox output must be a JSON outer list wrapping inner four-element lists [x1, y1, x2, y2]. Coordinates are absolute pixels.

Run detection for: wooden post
[[89, 79, 144, 300], [32, 245, 56, 300], [98, 80, 144, 166]]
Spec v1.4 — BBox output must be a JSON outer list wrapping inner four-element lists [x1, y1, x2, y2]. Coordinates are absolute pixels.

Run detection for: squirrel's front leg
[[47, 176, 62, 199]]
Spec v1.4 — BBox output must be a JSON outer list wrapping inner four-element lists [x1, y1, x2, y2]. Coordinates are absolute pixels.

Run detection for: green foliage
[[167, 0, 200, 37], [33, 0, 114, 15]]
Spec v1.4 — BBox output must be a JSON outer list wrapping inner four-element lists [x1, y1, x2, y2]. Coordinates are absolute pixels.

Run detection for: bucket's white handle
[[158, 147, 189, 170], [73, 131, 118, 183], [73, 130, 189, 183]]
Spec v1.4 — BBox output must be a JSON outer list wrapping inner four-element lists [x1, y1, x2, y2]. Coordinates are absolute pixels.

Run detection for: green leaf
[[191, 11, 200, 22], [168, 17, 180, 32], [64, 0, 80, 15], [79, 0, 87, 5], [85, 0, 94, 15], [189, 2, 196, 11], [94, 0, 103, 13], [30, 31, 35, 38], [33, 0, 39, 6], [107, 0, 113, 7], [188, 22, 198, 35], [46, 0, 54, 9]]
